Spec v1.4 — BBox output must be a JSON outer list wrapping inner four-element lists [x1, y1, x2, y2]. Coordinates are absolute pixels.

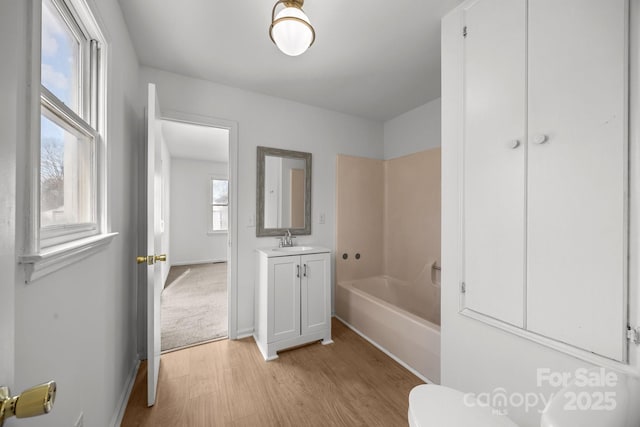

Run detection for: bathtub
[[336, 275, 441, 383]]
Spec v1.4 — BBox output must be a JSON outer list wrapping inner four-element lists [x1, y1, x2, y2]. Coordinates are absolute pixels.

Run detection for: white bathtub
[[336, 275, 441, 383]]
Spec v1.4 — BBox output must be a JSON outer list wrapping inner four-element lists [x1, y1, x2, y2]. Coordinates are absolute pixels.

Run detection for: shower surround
[[335, 148, 441, 382]]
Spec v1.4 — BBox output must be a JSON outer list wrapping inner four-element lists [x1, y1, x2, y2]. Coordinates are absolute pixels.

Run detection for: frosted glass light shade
[[271, 6, 314, 56]]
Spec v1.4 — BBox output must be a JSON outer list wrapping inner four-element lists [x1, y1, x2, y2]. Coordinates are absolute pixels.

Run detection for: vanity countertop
[[256, 246, 331, 258]]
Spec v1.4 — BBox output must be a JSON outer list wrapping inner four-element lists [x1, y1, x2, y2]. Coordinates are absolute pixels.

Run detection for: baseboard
[[171, 259, 227, 267], [235, 327, 254, 339], [333, 315, 434, 385], [110, 359, 140, 427]]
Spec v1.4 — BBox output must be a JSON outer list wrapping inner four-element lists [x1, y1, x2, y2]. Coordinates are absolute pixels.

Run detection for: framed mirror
[[256, 146, 311, 237]]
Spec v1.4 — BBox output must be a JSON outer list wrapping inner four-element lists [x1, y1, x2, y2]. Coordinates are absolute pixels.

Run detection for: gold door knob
[[0, 381, 56, 426], [136, 256, 149, 264], [155, 254, 167, 262]]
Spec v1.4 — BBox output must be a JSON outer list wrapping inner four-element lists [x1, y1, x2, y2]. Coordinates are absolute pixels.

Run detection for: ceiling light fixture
[[269, 0, 315, 57]]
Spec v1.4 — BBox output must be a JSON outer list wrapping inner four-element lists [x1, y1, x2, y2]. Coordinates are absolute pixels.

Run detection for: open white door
[[0, 0, 18, 412], [143, 83, 164, 407]]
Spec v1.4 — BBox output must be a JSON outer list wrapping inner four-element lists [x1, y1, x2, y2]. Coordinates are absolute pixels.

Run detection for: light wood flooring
[[121, 318, 423, 426]]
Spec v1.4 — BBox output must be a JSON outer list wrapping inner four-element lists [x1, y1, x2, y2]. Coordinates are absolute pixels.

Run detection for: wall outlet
[[74, 412, 84, 427], [248, 214, 255, 227], [319, 213, 326, 224]]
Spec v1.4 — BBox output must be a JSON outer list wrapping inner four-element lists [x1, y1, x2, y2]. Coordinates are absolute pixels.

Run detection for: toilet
[[408, 370, 640, 427]]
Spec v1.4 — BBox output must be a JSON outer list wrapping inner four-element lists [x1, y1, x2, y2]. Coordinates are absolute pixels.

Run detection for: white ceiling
[[162, 120, 229, 163], [119, 0, 461, 122]]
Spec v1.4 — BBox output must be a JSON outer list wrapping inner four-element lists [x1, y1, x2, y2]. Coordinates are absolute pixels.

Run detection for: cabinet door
[[301, 253, 330, 336], [527, 0, 627, 361], [268, 256, 301, 342], [462, 0, 526, 326]]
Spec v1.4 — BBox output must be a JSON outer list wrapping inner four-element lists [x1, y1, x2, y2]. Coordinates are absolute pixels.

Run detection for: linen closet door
[[463, 0, 526, 327], [527, 0, 628, 361]]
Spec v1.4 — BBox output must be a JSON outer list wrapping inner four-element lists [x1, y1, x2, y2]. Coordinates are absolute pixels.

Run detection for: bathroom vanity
[[254, 246, 333, 360]]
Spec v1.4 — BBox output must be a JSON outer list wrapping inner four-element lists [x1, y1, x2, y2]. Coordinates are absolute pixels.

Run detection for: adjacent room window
[[210, 178, 229, 232], [40, 0, 104, 248]]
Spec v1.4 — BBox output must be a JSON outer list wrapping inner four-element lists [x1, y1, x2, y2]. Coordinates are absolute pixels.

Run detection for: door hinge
[[463, 26, 467, 38], [627, 326, 640, 344], [461, 282, 466, 294]]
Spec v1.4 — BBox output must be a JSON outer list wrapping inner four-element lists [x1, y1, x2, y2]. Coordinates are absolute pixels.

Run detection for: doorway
[[157, 118, 233, 352]]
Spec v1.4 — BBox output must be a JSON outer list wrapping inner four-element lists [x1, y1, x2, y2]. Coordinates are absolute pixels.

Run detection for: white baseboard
[[235, 327, 254, 339], [334, 315, 434, 385], [171, 258, 227, 267], [110, 359, 140, 427]]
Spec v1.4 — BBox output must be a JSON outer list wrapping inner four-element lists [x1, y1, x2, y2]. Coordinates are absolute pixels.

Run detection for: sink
[[274, 246, 315, 252]]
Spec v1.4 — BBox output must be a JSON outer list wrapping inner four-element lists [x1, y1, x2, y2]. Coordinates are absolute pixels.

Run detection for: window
[[20, 0, 112, 282], [211, 178, 229, 232], [39, 0, 103, 248]]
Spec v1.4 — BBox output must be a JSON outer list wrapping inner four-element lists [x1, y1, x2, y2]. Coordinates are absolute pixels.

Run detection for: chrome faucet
[[279, 229, 295, 247]]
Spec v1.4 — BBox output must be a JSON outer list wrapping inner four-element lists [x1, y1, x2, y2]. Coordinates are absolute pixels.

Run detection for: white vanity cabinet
[[454, 0, 628, 361], [254, 247, 333, 360]]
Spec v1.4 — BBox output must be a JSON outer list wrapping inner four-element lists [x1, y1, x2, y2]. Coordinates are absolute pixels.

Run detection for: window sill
[[19, 232, 118, 283]]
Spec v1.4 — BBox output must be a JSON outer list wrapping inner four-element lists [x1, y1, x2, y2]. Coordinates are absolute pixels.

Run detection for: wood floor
[[121, 318, 424, 426]]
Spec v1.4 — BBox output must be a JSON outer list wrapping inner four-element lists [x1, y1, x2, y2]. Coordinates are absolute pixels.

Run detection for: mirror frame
[[256, 146, 312, 237]]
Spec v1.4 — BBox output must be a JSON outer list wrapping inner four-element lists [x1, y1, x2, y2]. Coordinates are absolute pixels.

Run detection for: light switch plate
[[319, 213, 326, 224]]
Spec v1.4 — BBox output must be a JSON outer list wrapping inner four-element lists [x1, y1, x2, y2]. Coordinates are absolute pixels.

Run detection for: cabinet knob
[[508, 139, 520, 149], [533, 134, 549, 144]]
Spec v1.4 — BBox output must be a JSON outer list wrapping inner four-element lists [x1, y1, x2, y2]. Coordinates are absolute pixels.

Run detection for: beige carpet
[[161, 262, 228, 351]]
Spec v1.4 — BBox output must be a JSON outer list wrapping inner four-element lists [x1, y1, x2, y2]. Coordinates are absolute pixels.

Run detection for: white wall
[[440, 3, 640, 427], [8, 0, 142, 426], [141, 66, 384, 336], [383, 97, 441, 159], [170, 158, 228, 265]]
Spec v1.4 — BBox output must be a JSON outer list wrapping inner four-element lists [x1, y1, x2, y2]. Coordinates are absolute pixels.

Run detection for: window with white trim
[[210, 178, 229, 232], [39, 0, 104, 248], [19, 0, 112, 282]]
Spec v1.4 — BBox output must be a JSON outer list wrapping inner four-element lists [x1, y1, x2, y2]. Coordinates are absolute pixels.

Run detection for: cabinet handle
[[509, 139, 520, 149], [303, 264, 307, 277], [297, 265, 300, 278], [533, 134, 549, 144]]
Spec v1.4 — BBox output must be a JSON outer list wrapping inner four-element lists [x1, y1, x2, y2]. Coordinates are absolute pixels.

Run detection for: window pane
[[42, 0, 80, 114], [212, 179, 228, 205], [41, 114, 95, 227], [212, 206, 228, 231]]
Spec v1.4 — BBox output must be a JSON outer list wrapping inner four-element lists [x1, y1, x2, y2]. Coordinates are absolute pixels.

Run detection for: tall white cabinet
[[460, 0, 628, 361], [254, 247, 333, 360]]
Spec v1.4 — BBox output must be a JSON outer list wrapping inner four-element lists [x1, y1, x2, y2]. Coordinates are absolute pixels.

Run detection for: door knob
[[508, 139, 520, 149], [136, 254, 166, 265], [0, 381, 56, 426], [137, 255, 153, 265]]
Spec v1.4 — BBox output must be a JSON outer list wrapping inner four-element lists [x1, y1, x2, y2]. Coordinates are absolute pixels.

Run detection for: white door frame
[[160, 110, 239, 340]]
